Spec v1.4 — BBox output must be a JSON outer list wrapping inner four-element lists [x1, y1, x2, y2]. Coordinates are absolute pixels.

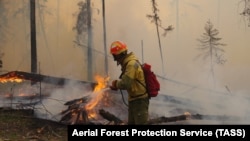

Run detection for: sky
[[1, 0, 250, 123]]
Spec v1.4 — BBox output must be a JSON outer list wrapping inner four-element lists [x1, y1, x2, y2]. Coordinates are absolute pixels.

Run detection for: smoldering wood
[[60, 91, 127, 125], [60, 103, 90, 117], [64, 95, 90, 106], [60, 95, 90, 115], [59, 90, 244, 125], [60, 107, 89, 124], [59, 109, 76, 123], [60, 99, 244, 125], [60, 95, 92, 124], [75, 109, 89, 124], [0, 71, 97, 88]]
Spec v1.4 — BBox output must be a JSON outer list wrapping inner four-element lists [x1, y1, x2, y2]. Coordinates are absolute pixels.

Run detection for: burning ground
[[58, 75, 128, 125], [1, 71, 250, 125], [0, 71, 129, 125]]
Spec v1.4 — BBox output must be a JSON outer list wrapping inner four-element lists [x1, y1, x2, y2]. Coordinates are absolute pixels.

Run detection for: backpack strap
[[119, 61, 129, 79], [134, 61, 149, 98], [134, 60, 146, 87], [119, 60, 148, 98]]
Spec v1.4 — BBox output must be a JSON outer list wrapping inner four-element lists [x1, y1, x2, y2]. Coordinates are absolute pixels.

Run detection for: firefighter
[[109, 40, 149, 125]]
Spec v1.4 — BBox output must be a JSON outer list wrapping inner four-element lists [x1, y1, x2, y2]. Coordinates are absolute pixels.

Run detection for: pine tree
[[196, 20, 227, 90], [239, 0, 250, 27]]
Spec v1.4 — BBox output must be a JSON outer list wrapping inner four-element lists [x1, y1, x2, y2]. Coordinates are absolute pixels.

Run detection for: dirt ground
[[0, 108, 68, 141]]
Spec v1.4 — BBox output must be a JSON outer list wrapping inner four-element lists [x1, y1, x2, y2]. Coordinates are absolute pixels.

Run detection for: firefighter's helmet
[[110, 40, 127, 55]]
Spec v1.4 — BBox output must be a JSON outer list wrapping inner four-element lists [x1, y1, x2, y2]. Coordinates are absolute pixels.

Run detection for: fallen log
[[148, 114, 189, 125], [60, 108, 92, 125], [97, 111, 244, 125], [16, 101, 40, 109], [64, 95, 90, 106], [60, 95, 102, 125], [0, 71, 97, 87], [99, 109, 125, 125], [148, 113, 245, 124], [191, 114, 243, 121], [98, 109, 190, 125]]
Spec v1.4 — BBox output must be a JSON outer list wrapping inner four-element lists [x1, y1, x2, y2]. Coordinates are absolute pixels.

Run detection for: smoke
[[149, 80, 250, 124], [33, 80, 92, 121], [32, 79, 128, 123], [1, 0, 250, 125]]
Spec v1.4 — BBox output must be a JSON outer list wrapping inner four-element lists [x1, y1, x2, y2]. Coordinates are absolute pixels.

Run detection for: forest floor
[[0, 108, 68, 141]]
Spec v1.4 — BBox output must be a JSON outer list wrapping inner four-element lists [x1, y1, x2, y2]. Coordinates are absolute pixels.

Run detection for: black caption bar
[[68, 125, 250, 139]]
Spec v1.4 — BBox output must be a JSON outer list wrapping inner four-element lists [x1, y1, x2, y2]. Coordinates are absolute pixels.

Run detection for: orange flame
[[0, 72, 24, 83], [85, 75, 110, 119], [0, 76, 23, 83]]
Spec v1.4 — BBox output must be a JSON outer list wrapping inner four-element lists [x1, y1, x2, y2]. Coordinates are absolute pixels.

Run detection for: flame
[[0, 76, 23, 83], [93, 75, 109, 91], [85, 75, 110, 119], [0, 72, 23, 83]]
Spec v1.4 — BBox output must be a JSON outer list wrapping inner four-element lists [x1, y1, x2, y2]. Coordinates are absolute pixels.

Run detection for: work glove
[[109, 80, 118, 91]]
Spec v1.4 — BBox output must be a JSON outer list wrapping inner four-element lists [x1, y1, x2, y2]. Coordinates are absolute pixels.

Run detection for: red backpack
[[137, 62, 160, 98]]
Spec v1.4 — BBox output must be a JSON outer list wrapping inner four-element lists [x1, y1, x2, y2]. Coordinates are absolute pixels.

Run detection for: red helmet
[[110, 41, 127, 55]]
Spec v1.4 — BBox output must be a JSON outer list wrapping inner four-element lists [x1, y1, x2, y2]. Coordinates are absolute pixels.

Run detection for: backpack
[[137, 62, 160, 98]]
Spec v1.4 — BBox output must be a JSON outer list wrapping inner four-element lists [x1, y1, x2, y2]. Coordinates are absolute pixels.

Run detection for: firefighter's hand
[[109, 80, 118, 91]]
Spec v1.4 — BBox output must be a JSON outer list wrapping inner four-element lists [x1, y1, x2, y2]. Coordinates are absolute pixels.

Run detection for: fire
[[60, 74, 112, 124], [0, 72, 23, 83], [93, 75, 109, 91], [85, 75, 110, 119], [0, 76, 23, 83]]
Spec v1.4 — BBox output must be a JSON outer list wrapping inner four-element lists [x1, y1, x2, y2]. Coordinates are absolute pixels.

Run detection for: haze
[[1, 0, 250, 98]]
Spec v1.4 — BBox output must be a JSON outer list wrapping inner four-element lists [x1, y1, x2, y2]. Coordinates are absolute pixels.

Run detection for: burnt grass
[[0, 108, 68, 141]]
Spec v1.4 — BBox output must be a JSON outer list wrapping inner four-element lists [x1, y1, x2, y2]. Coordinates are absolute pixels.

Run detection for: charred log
[[0, 71, 96, 88], [148, 114, 188, 124], [99, 109, 125, 125], [60, 96, 90, 115], [60, 111, 73, 123], [64, 95, 90, 106], [75, 109, 89, 124], [60, 108, 91, 125], [191, 114, 242, 121], [148, 113, 244, 124], [60, 95, 93, 125]]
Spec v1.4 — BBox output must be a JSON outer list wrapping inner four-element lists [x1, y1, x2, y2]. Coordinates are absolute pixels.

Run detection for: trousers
[[128, 97, 149, 125]]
